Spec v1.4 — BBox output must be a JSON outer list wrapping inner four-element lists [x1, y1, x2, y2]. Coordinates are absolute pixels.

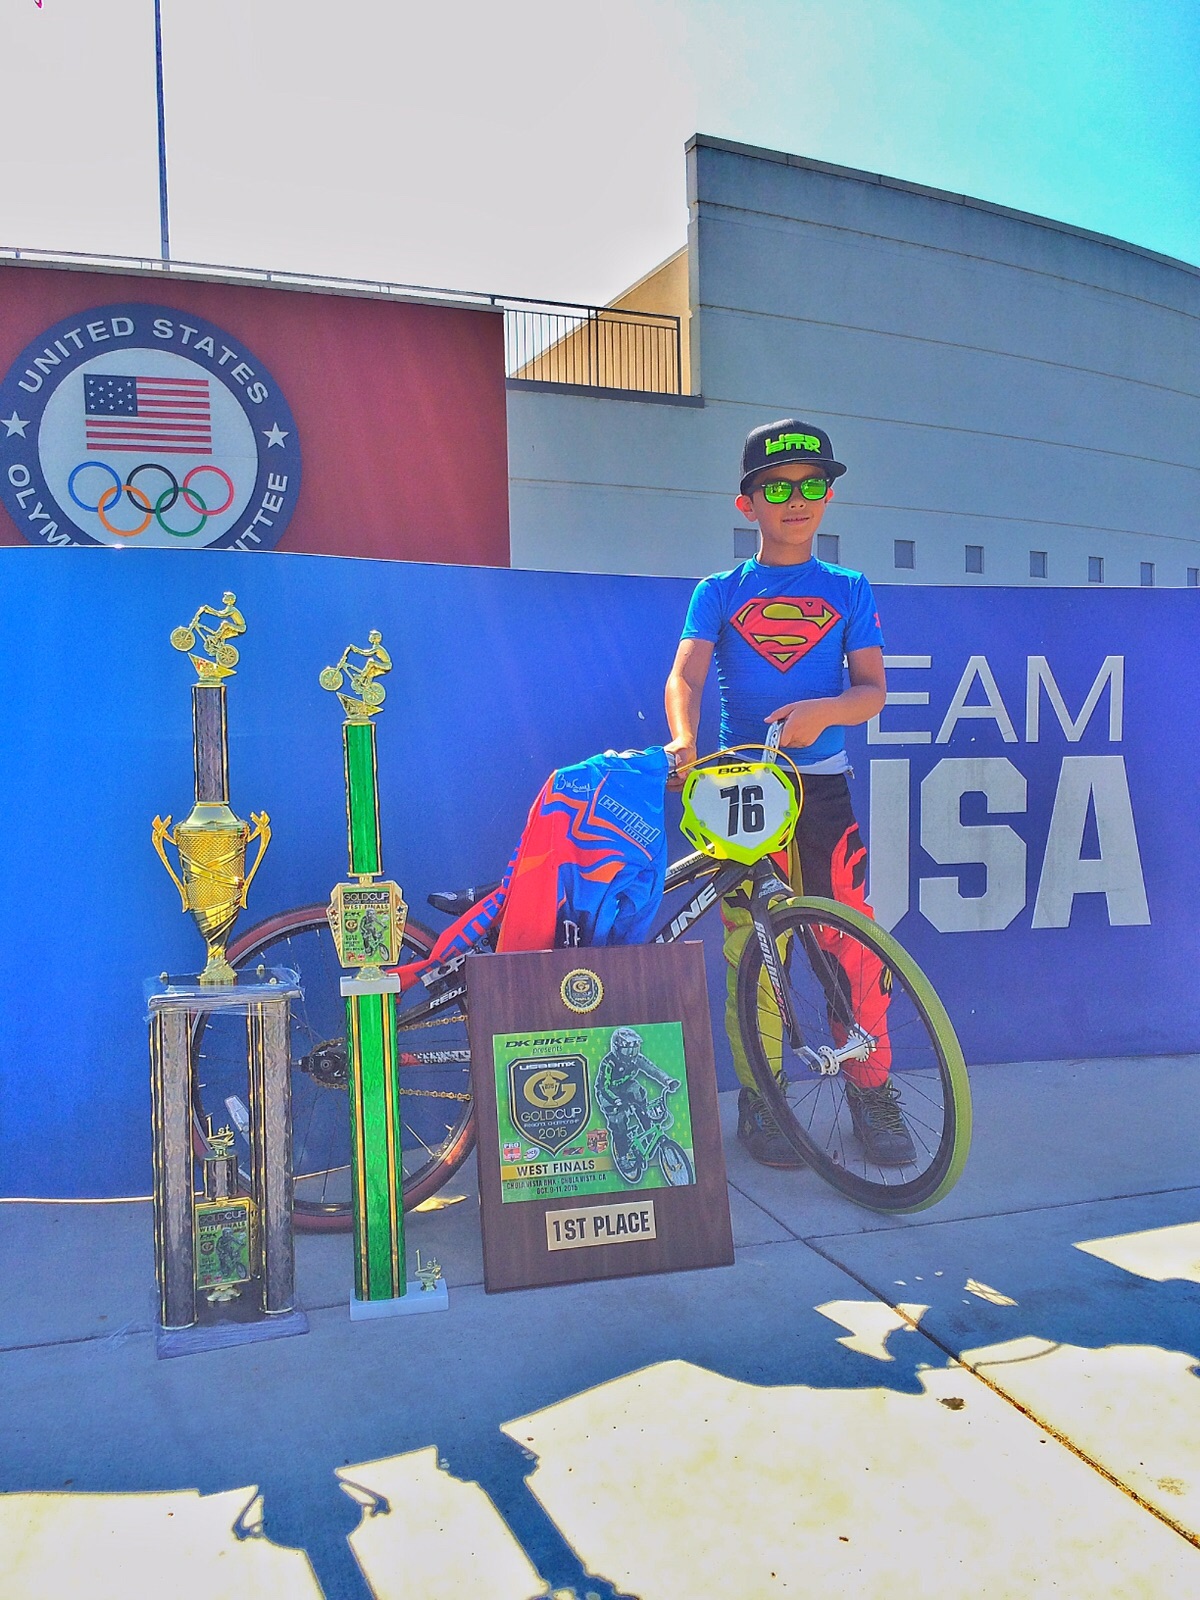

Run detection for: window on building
[[733, 527, 758, 560], [1140, 562, 1155, 587], [894, 539, 915, 570], [1030, 550, 1048, 579], [1188, 568, 1199, 587], [965, 544, 984, 574], [1088, 556, 1104, 584], [817, 533, 840, 564]]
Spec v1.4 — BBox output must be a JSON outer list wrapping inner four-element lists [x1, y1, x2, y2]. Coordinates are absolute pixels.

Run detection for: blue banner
[[0, 550, 1193, 1196]]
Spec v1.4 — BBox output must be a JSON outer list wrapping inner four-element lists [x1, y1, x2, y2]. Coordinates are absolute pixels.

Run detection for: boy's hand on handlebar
[[664, 736, 696, 791], [766, 699, 834, 750]]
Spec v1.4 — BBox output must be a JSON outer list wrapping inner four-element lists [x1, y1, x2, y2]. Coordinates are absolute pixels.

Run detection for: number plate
[[679, 763, 799, 865]]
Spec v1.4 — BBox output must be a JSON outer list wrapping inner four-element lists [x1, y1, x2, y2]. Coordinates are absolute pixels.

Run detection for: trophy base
[[349, 1281, 449, 1320], [156, 1306, 310, 1360]]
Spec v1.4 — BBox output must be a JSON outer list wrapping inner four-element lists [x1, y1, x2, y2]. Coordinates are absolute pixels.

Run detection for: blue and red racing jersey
[[682, 556, 884, 768], [497, 746, 669, 951], [396, 748, 668, 987]]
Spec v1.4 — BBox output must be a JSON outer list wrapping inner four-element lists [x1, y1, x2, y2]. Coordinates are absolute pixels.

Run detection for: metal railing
[[503, 296, 682, 395], [1, 246, 685, 397]]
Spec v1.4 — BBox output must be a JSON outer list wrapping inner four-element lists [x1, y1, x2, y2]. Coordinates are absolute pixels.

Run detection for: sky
[[2, 0, 1199, 307]]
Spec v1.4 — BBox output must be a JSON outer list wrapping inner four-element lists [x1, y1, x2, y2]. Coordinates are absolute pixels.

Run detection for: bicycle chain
[[397, 1000, 471, 1096], [398, 1011, 466, 1032], [397, 1087, 471, 1101]]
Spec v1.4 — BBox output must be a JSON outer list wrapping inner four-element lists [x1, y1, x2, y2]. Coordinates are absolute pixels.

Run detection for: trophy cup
[[320, 632, 447, 1319], [151, 593, 270, 984]]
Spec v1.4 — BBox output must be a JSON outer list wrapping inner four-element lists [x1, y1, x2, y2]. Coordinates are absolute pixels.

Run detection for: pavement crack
[[725, 1177, 807, 1243], [801, 1235, 1200, 1553], [801, 1181, 1200, 1241]]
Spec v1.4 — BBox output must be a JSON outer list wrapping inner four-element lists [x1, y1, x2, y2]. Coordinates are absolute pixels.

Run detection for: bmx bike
[[601, 1083, 695, 1188], [192, 735, 970, 1227]]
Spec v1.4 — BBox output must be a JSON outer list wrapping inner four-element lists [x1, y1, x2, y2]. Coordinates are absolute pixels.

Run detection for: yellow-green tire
[[736, 895, 971, 1212]]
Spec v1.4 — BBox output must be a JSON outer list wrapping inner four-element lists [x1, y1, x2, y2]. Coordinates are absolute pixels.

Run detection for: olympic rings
[[98, 482, 152, 537], [127, 461, 179, 514], [65, 459, 238, 538], [182, 464, 234, 517], [68, 460, 121, 513], [156, 484, 208, 538]]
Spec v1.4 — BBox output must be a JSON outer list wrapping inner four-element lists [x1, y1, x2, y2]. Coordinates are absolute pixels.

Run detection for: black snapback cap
[[740, 419, 847, 494]]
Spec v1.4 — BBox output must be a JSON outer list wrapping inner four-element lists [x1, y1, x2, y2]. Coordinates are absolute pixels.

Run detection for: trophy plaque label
[[194, 1198, 255, 1292], [494, 1021, 695, 1204], [545, 1199, 658, 1252], [327, 881, 407, 970], [467, 941, 733, 1293]]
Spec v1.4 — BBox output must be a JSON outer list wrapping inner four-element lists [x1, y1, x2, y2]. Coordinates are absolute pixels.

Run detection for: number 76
[[718, 784, 765, 836]]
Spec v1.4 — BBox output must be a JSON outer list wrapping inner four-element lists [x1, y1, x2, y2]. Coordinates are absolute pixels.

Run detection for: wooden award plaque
[[467, 941, 734, 1293]]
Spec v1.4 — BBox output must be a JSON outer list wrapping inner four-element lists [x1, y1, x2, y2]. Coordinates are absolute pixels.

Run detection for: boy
[[664, 419, 915, 1168]]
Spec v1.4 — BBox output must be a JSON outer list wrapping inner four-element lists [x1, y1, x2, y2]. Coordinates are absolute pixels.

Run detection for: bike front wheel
[[191, 904, 475, 1231], [657, 1137, 694, 1187], [736, 896, 970, 1212]]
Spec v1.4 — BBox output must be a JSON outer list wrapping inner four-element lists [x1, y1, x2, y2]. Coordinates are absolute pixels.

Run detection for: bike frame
[[651, 850, 802, 1051], [395, 850, 796, 1080]]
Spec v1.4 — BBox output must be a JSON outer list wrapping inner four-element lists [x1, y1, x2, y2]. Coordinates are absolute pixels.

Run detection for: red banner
[[0, 263, 509, 565]]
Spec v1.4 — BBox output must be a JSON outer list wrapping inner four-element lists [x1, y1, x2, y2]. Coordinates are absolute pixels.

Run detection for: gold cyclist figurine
[[319, 629, 392, 719], [170, 591, 246, 682]]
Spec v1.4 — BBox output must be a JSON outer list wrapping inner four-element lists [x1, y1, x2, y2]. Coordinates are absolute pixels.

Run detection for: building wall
[[610, 247, 691, 395], [508, 135, 1200, 587]]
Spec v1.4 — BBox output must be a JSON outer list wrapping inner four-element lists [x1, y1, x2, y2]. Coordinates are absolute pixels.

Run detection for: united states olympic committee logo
[[0, 302, 302, 550]]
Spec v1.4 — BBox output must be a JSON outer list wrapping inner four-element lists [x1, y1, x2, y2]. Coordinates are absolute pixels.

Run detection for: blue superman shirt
[[681, 557, 885, 768]]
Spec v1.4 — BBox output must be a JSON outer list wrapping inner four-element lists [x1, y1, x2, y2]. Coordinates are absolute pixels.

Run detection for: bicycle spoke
[[739, 900, 969, 1211]]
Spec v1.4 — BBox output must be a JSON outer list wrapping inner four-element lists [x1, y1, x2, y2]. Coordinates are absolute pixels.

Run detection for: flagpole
[[154, 0, 170, 260]]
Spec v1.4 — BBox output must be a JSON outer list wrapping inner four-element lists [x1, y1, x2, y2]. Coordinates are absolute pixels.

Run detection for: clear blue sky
[[2, 0, 1197, 304]]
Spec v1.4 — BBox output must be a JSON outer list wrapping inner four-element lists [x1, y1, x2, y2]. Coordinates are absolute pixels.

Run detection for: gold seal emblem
[[561, 968, 604, 1013]]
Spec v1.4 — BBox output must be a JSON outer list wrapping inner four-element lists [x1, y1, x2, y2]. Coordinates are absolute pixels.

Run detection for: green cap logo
[[765, 431, 822, 456]]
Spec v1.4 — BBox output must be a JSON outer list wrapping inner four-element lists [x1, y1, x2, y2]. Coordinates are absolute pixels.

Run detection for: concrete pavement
[[3, 1055, 1199, 1598]]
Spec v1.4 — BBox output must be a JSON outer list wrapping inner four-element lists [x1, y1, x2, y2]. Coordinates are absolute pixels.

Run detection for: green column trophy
[[320, 633, 447, 1320], [146, 594, 308, 1356]]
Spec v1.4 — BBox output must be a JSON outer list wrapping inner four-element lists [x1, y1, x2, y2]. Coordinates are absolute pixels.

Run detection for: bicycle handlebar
[[666, 720, 785, 780]]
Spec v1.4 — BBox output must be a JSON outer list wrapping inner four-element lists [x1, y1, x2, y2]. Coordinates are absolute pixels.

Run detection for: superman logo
[[731, 596, 842, 670]]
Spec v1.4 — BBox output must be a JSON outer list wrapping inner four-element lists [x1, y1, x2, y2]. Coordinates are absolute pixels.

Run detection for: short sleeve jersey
[[681, 557, 885, 768]]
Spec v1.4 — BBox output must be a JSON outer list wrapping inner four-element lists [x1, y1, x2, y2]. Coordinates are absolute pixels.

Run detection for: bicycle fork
[[747, 871, 876, 1079]]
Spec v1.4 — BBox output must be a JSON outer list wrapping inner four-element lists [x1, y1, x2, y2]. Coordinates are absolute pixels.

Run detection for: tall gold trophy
[[147, 593, 305, 1354], [151, 593, 270, 983]]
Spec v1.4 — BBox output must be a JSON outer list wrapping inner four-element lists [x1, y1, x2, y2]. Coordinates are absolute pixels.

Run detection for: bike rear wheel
[[736, 896, 970, 1212], [191, 904, 475, 1231]]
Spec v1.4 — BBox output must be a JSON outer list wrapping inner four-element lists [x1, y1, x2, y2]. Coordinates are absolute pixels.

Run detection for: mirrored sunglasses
[[759, 476, 831, 504]]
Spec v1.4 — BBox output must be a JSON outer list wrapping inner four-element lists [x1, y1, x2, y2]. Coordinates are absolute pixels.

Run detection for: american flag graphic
[[83, 374, 212, 455]]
